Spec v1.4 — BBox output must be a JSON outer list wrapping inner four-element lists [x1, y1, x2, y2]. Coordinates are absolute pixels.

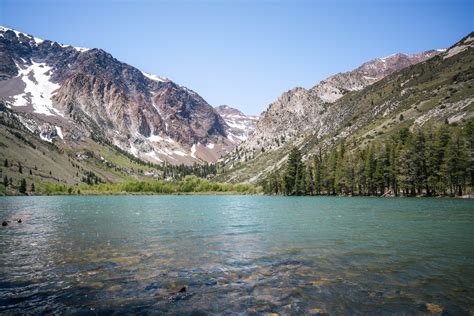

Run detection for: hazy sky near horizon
[[1, 0, 473, 115]]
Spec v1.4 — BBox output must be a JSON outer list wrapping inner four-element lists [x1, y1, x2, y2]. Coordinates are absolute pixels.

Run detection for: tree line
[[263, 120, 473, 197]]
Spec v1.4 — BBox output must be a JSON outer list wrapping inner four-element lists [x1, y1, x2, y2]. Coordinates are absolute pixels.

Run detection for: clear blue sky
[[1, 0, 472, 115]]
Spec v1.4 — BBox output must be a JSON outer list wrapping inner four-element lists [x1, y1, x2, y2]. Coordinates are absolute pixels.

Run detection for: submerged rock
[[168, 286, 190, 302], [145, 283, 159, 291], [2, 221, 7, 227], [419, 303, 444, 314], [17, 219, 22, 223]]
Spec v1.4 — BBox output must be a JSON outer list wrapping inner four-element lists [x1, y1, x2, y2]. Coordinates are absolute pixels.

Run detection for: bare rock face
[[0, 26, 231, 164], [313, 50, 442, 103], [215, 105, 258, 144], [237, 49, 443, 155]]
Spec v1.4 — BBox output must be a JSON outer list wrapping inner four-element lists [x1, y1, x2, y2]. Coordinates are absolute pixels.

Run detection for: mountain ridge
[[0, 25, 242, 164], [237, 49, 443, 158], [220, 32, 473, 184]]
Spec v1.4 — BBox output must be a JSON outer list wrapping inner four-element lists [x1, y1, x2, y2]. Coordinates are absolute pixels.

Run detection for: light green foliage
[[80, 176, 259, 195]]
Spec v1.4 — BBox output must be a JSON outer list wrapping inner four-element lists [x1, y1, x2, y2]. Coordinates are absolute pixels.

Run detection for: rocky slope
[[221, 33, 473, 183], [237, 49, 443, 155], [215, 105, 258, 143], [0, 25, 234, 164]]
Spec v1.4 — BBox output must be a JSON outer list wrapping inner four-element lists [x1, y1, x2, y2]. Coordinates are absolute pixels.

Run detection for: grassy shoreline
[[0, 175, 262, 196], [1, 191, 472, 198]]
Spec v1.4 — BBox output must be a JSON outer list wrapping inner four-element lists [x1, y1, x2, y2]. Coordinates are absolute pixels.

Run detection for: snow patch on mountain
[[142, 71, 167, 82], [13, 62, 63, 116], [55, 126, 63, 139], [215, 105, 258, 144]]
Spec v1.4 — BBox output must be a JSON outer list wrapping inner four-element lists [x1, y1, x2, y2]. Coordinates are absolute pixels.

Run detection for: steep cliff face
[[238, 49, 443, 155], [0, 26, 232, 164]]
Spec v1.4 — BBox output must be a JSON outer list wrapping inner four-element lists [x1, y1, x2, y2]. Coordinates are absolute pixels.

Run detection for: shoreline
[[1, 192, 472, 198]]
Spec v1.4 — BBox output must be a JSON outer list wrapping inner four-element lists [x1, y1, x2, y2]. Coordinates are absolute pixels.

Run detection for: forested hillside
[[263, 120, 473, 197], [220, 33, 474, 189]]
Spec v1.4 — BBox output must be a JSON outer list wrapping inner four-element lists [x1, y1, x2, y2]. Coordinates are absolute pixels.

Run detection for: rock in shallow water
[[168, 286, 191, 302], [418, 303, 444, 314]]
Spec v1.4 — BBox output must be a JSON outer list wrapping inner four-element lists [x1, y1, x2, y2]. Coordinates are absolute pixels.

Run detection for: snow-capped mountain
[[215, 105, 258, 144], [0, 26, 235, 164]]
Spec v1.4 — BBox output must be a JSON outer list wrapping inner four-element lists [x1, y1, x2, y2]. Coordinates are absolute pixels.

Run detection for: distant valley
[[0, 26, 472, 195]]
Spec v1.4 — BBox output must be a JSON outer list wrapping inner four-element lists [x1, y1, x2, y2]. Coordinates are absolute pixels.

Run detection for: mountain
[[220, 33, 473, 183], [0, 26, 234, 164], [215, 105, 259, 143], [238, 50, 443, 155]]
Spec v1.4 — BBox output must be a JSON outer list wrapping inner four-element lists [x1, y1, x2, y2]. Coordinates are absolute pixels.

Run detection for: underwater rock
[[418, 303, 444, 314], [145, 283, 159, 291], [308, 307, 329, 316], [2, 221, 7, 226], [17, 219, 22, 223], [168, 286, 190, 302]]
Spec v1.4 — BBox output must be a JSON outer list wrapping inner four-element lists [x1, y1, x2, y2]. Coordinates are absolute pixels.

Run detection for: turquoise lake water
[[0, 196, 473, 314]]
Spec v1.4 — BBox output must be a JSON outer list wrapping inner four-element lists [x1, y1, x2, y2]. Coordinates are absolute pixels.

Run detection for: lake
[[0, 196, 473, 314]]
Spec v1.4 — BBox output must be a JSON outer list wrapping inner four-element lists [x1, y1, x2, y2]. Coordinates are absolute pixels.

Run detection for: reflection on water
[[0, 196, 473, 314]]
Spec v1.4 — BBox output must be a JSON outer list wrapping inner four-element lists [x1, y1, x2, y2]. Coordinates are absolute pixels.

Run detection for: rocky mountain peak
[[0, 25, 235, 164], [215, 105, 259, 144], [215, 105, 246, 117]]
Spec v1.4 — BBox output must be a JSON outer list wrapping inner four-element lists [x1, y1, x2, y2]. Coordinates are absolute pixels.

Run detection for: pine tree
[[295, 164, 306, 195], [4, 159, 8, 167], [398, 145, 415, 196], [313, 149, 323, 195], [373, 156, 384, 195], [444, 131, 468, 196], [267, 172, 282, 195], [284, 147, 303, 195], [19, 179, 27, 194], [30, 183, 35, 192], [344, 152, 357, 195], [335, 144, 346, 194], [365, 146, 376, 195], [389, 143, 399, 196], [411, 129, 428, 195], [355, 149, 366, 195], [305, 163, 314, 195], [464, 118, 474, 188], [3, 175, 8, 187], [326, 150, 338, 195], [18, 163, 22, 174]]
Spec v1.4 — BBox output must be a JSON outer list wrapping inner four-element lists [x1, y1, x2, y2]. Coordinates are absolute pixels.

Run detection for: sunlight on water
[[0, 196, 473, 314]]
